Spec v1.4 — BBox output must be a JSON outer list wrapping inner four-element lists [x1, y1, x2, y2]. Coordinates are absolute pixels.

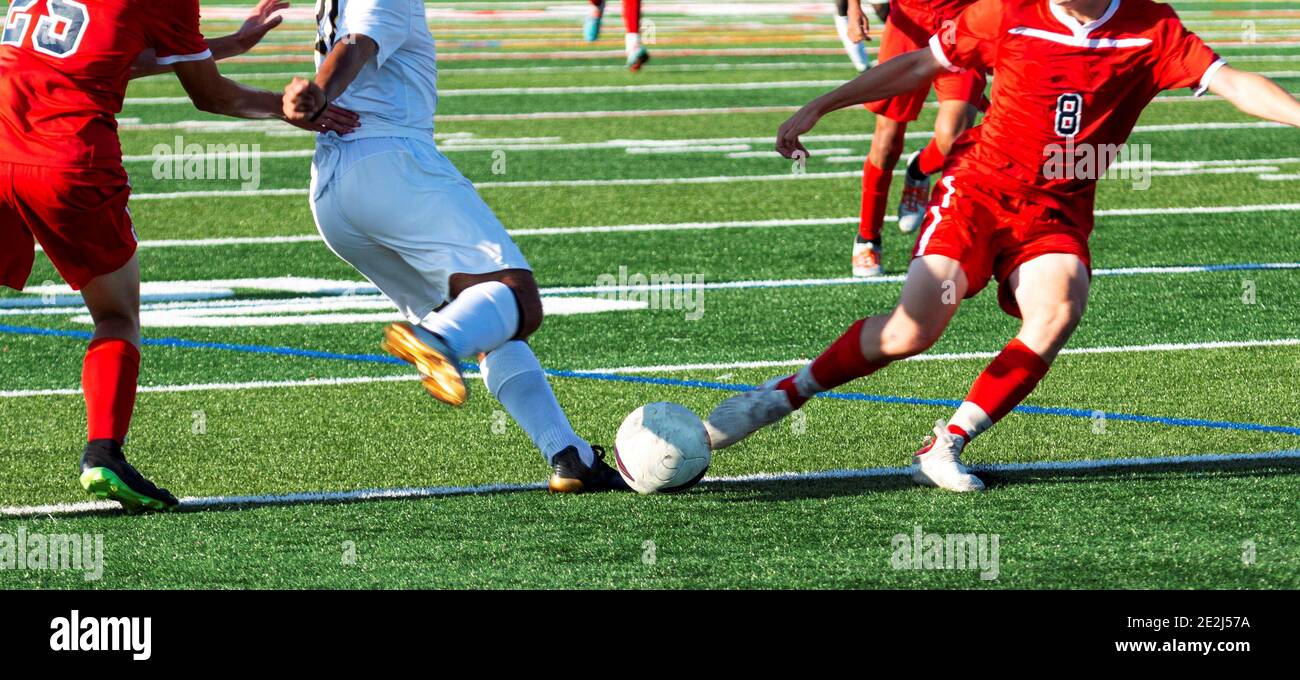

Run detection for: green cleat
[[80, 440, 178, 512]]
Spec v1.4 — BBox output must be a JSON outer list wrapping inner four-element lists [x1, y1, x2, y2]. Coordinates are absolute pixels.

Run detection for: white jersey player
[[284, 0, 626, 493]]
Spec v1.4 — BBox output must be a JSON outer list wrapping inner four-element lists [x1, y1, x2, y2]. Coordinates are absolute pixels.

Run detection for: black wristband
[[309, 99, 329, 122]]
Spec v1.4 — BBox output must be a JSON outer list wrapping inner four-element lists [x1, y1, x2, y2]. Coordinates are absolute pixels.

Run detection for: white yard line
[[4, 448, 1297, 518], [3, 338, 1298, 399], [62, 201, 1300, 247]]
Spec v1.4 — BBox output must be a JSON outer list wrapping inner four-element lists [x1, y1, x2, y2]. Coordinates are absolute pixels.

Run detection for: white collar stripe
[[1008, 26, 1151, 49], [1048, 0, 1123, 39]]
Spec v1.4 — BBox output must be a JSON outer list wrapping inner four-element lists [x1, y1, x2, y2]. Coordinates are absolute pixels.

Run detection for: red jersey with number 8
[[0, 0, 210, 168], [928, 0, 1223, 208]]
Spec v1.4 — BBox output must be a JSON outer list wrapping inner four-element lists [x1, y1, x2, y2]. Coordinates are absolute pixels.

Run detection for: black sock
[[905, 153, 927, 182]]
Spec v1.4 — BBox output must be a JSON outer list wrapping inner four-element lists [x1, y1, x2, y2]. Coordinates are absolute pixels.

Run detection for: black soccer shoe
[[79, 439, 179, 511], [548, 445, 629, 493]]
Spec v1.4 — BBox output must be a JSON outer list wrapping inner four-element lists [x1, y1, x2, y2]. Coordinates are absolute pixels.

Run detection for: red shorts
[[865, 5, 988, 122], [910, 170, 1092, 318], [0, 162, 136, 291]]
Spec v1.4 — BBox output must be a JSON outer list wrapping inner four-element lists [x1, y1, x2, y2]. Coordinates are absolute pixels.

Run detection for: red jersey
[[895, 0, 979, 24], [929, 0, 1222, 214], [0, 0, 210, 169]]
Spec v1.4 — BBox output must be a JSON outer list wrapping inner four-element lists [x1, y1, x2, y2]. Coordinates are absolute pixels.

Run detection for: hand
[[847, 2, 871, 42], [235, 0, 289, 53], [283, 76, 327, 122], [287, 103, 361, 134], [776, 103, 822, 159]]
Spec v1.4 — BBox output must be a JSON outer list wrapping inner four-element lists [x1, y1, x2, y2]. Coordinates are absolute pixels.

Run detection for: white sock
[[833, 15, 868, 71], [625, 32, 641, 54], [418, 281, 519, 358], [792, 364, 823, 398], [481, 340, 593, 465], [948, 401, 994, 441]]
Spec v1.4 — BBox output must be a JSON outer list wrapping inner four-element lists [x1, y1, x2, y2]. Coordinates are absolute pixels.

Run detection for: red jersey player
[[706, 0, 1300, 491], [848, 0, 986, 277], [0, 0, 356, 510]]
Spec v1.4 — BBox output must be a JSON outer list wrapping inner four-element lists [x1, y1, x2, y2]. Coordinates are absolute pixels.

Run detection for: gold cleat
[[381, 323, 468, 406]]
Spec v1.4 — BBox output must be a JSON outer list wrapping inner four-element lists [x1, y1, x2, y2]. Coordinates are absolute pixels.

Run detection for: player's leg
[[833, 0, 871, 73], [854, 114, 907, 277], [623, 0, 649, 70], [583, 0, 606, 42], [705, 254, 967, 448], [898, 100, 979, 232], [918, 253, 1089, 492], [77, 256, 178, 510]]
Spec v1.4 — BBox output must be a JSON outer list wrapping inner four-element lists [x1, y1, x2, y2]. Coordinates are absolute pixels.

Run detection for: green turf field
[[1, 0, 1298, 589]]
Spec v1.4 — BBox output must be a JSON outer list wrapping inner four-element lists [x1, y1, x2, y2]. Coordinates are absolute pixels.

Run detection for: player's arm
[[846, 0, 870, 43], [776, 48, 943, 158], [1206, 65, 1300, 128], [130, 0, 288, 79], [171, 57, 360, 134], [282, 34, 379, 121]]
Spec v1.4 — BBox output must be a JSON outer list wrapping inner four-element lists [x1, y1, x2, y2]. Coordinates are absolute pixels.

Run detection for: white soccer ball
[[614, 402, 712, 494]]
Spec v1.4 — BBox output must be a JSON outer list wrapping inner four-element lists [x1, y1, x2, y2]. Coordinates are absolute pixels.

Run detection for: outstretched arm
[[282, 34, 379, 121], [130, 0, 288, 79], [1207, 65, 1300, 127], [171, 56, 360, 134], [776, 47, 944, 158]]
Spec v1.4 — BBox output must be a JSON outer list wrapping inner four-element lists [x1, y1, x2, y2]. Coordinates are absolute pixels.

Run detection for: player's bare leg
[[918, 254, 1089, 491], [77, 255, 178, 511], [583, 0, 606, 42], [897, 100, 978, 232], [854, 114, 906, 277], [706, 254, 966, 448]]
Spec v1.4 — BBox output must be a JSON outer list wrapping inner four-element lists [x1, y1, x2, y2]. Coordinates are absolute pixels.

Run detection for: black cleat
[[548, 445, 629, 493], [79, 439, 178, 511]]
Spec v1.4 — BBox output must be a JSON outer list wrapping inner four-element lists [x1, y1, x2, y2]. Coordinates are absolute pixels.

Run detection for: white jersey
[[314, 0, 439, 140]]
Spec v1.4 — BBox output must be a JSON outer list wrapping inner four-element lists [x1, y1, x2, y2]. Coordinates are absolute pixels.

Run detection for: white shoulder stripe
[[154, 49, 213, 65], [1008, 27, 1151, 49], [1196, 59, 1228, 96], [927, 34, 963, 74]]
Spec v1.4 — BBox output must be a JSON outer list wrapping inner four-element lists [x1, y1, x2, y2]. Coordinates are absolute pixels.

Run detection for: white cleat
[[851, 240, 883, 277], [911, 425, 985, 492], [897, 151, 931, 234], [705, 380, 795, 449]]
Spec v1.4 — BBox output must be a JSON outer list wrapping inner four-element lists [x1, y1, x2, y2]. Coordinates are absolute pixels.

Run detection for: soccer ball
[[614, 402, 712, 494]]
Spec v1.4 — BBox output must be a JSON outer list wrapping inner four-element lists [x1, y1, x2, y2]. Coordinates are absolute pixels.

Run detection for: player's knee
[[1026, 299, 1084, 341], [879, 320, 940, 358]]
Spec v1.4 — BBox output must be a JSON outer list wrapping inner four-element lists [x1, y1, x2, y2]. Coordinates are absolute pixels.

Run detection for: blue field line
[[4, 322, 1299, 437]]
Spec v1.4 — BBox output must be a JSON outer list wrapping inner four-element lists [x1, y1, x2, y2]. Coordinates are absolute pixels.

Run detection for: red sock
[[858, 159, 891, 242], [778, 319, 888, 408], [83, 338, 140, 444], [622, 0, 640, 32], [964, 338, 1050, 424], [916, 138, 947, 176]]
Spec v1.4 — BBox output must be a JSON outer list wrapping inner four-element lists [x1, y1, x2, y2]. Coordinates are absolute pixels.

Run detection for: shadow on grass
[[700, 458, 1300, 503]]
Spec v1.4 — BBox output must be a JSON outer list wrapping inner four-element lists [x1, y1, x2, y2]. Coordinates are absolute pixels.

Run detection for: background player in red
[[706, 0, 1300, 491], [583, 0, 649, 71], [848, 0, 985, 278], [0, 0, 356, 510]]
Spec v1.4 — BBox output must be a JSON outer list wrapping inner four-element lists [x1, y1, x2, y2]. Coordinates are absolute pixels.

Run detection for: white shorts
[[309, 136, 530, 323]]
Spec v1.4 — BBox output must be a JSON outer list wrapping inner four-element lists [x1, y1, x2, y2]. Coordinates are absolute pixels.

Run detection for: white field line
[[119, 121, 1288, 162], [75, 202, 1300, 248], [5, 448, 1298, 518], [3, 338, 1298, 399], [124, 80, 848, 104]]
